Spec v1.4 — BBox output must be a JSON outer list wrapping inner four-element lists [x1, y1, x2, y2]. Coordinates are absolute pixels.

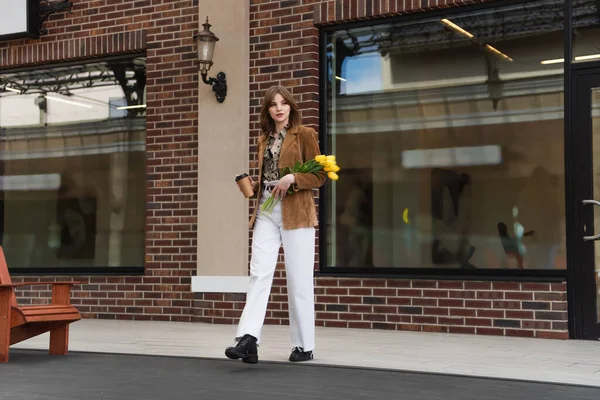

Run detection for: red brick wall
[[195, 278, 568, 339], [0, 0, 199, 321], [312, 0, 493, 24]]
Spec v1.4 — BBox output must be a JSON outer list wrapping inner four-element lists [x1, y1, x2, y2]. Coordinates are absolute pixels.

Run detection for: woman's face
[[268, 93, 290, 128]]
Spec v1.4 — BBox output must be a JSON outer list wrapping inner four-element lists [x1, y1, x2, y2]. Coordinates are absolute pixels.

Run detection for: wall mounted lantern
[[194, 17, 227, 103]]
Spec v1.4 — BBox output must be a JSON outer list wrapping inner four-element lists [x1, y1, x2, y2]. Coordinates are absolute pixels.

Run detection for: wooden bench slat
[[24, 314, 81, 324], [17, 305, 76, 312], [19, 307, 79, 317], [10, 306, 81, 327]]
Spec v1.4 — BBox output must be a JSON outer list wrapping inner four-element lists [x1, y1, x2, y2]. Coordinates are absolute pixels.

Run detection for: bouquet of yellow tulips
[[260, 154, 340, 215]]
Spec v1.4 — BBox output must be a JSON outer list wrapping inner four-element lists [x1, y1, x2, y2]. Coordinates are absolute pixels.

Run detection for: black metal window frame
[[0, 53, 147, 276], [0, 0, 40, 41], [317, 0, 571, 281], [563, 0, 600, 339]]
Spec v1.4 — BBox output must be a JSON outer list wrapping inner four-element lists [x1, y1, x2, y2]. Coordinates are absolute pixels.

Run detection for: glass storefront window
[[0, 56, 146, 269], [324, 0, 567, 270], [572, 0, 600, 63]]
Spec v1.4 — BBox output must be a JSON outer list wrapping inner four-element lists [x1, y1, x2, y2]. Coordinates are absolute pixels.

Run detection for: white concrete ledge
[[191, 276, 249, 293]]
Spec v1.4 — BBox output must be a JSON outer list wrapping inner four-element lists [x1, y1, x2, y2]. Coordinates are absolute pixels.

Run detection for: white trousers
[[236, 190, 316, 351]]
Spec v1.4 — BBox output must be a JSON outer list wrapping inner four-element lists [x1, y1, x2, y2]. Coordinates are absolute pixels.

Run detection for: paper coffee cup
[[235, 173, 254, 198]]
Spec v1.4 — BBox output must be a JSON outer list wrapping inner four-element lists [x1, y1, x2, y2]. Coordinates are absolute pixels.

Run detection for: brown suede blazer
[[249, 125, 326, 230]]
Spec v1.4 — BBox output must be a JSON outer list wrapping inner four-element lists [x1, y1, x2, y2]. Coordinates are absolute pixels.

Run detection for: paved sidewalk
[[10, 319, 600, 387]]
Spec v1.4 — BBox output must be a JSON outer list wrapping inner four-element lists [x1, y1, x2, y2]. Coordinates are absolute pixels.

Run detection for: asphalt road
[[1, 350, 599, 400]]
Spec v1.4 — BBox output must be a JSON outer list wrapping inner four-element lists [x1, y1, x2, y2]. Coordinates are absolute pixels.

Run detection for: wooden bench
[[0, 246, 81, 363]]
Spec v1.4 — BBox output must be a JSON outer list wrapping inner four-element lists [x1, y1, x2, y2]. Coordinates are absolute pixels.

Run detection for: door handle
[[582, 200, 600, 241]]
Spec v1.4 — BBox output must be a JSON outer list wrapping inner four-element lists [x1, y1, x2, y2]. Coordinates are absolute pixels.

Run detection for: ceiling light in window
[[540, 58, 564, 65], [116, 104, 147, 110], [4, 87, 21, 93], [440, 19, 474, 38], [484, 44, 514, 62], [575, 54, 600, 62], [541, 54, 600, 64], [440, 19, 513, 62], [45, 94, 93, 109], [335, 76, 347, 82]]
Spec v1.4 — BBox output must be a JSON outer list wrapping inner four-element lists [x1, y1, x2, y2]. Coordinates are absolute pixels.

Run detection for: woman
[[225, 85, 326, 364]]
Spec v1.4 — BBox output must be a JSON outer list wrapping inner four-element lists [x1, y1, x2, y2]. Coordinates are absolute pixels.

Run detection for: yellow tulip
[[331, 165, 340, 172], [326, 155, 336, 162], [324, 166, 333, 172], [315, 155, 326, 163], [327, 172, 339, 180]]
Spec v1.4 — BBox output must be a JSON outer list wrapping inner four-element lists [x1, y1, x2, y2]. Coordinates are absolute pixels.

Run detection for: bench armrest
[[0, 282, 82, 288]]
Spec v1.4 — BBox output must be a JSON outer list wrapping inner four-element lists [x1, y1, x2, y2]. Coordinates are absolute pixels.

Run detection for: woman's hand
[[272, 174, 295, 199], [248, 176, 256, 190]]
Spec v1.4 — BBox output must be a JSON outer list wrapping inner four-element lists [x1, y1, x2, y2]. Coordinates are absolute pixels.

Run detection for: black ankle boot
[[289, 347, 313, 362], [225, 334, 258, 364]]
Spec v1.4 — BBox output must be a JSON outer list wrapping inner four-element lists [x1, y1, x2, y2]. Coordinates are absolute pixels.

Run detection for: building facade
[[1, 0, 598, 340]]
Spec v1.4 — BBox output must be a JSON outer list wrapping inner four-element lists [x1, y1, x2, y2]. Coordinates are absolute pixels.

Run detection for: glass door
[[573, 68, 600, 340]]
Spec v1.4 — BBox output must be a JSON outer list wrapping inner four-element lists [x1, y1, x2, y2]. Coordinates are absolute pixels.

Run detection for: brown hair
[[259, 85, 301, 137]]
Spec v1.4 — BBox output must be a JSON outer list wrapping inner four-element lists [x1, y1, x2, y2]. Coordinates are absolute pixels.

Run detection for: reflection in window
[[572, 0, 600, 63], [325, 0, 567, 270], [0, 56, 146, 268]]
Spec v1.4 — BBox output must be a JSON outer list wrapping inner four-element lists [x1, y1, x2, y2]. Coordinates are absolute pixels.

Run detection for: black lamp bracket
[[39, 1, 74, 36], [201, 71, 227, 103]]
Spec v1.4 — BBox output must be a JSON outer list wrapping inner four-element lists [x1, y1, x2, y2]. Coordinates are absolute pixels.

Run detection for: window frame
[[0, 0, 39, 41], [0, 52, 147, 276], [317, 0, 569, 279]]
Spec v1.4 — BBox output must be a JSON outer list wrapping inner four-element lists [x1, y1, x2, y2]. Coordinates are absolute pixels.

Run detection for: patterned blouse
[[262, 128, 287, 183]]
